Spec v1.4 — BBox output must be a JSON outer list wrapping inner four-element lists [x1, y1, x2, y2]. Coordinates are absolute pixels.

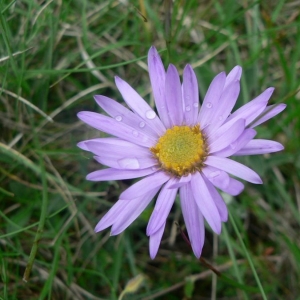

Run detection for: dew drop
[[230, 142, 237, 149], [218, 115, 223, 121], [145, 110, 156, 120], [118, 158, 140, 169], [206, 102, 212, 109], [193, 102, 199, 108], [185, 105, 191, 112], [139, 121, 145, 128], [132, 130, 139, 137], [115, 115, 122, 122], [209, 171, 220, 178]]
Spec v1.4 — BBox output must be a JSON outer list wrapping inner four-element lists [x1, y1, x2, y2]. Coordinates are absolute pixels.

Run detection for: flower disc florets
[[150, 125, 208, 177]]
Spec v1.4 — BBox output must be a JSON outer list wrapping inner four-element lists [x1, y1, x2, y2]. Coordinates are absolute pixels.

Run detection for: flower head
[[77, 46, 286, 259]]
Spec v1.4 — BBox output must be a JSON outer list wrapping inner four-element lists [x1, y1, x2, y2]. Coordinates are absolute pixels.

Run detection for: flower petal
[[86, 168, 156, 181], [182, 64, 199, 125], [209, 119, 245, 153], [165, 64, 184, 125], [221, 177, 244, 196], [202, 166, 230, 190], [147, 46, 171, 128], [147, 179, 177, 235], [168, 174, 192, 189], [226, 88, 274, 127], [203, 166, 244, 196], [213, 128, 256, 157], [202, 175, 228, 222], [205, 79, 240, 134], [180, 184, 205, 258], [95, 200, 127, 232], [83, 138, 149, 157], [111, 187, 160, 235], [198, 72, 226, 127], [149, 222, 166, 259], [94, 95, 158, 138], [190, 172, 222, 234], [94, 156, 156, 170], [234, 139, 284, 156], [205, 156, 262, 184], [250, 103, 286, 128], [119, 171, 169, 200], [115, 76, 166, 135], [224, 65, 242, 89], [78, 112, 156, 147]]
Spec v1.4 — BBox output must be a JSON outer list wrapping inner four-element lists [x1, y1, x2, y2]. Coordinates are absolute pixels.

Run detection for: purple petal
[[111, 187, 160, 235], [86, 168, 156, 181], [224, 66, 242, 89], [147, 47, 171, 128], [180, 184, 205, 258], [202, 175, 228, 222], [83, 139, 155, 170], [78, 112, 156, 147], [83, 138, 149, 157], [198, 72, 226, 127], [202, 166, 230, 190], [182, 64, 199, 125], [221, 177, 244, 196], [250, 103, 286, 128], [226, 88, 274, 127], [202, 166, 244, 196], [213, 128, 256, 157], [209, 119, 245, 153], [147, 179, 177, 235], [205, 156, 262, 184], [115, 76, 166, 135], [168, 174, 191, 189], [149, 222, 166, 259], [119, 171, 169, 200], [190, 172, 222, 234], [165, 64, 184, 125], [204, 80, 240, 135], [234, 139, 284, 156], [94, 95, 158, 138], [95, 200, 127, 232], [94, 156, 156, 170]]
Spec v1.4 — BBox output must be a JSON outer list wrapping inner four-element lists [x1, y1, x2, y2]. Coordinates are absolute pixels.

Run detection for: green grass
[[1, 0, 299, 299]]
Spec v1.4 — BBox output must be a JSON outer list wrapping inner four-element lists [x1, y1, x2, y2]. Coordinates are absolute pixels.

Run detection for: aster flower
[[77, 46, 286, 259]]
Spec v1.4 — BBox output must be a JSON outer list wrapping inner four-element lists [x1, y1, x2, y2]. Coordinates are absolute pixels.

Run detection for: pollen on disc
[[150, 125, 207, 177]]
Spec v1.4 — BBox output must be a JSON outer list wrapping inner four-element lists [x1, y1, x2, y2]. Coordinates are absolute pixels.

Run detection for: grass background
[[0, 0, 299, 299]]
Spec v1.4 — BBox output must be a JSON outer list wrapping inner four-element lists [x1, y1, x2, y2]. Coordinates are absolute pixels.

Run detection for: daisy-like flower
[[77, 47, 286, 259]]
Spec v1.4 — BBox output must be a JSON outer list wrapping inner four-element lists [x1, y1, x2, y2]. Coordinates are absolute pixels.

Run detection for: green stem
[[229, 211, 267, 300]]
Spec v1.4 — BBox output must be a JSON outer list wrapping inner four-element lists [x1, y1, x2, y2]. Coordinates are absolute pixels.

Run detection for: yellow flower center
[[150, 125, 207, 177]]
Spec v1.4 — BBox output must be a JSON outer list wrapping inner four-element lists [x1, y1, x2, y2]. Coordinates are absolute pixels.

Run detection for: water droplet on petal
[[218, 115, 223, 121], [206, 102, 212, 109], [185, 105, 191, 112], [132, 130, 139, 137], [230, 142, 237, 149], [209, 171, 220, 178], [193, 102, 199, 108], [145, 110, 156, 120], [115, 115, 122, 121], [139, 121, 145, 128], [118, 158, 140, 169]]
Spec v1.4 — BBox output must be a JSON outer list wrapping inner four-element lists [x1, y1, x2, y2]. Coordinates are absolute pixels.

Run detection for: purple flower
[[77, 46, 286, 259]]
